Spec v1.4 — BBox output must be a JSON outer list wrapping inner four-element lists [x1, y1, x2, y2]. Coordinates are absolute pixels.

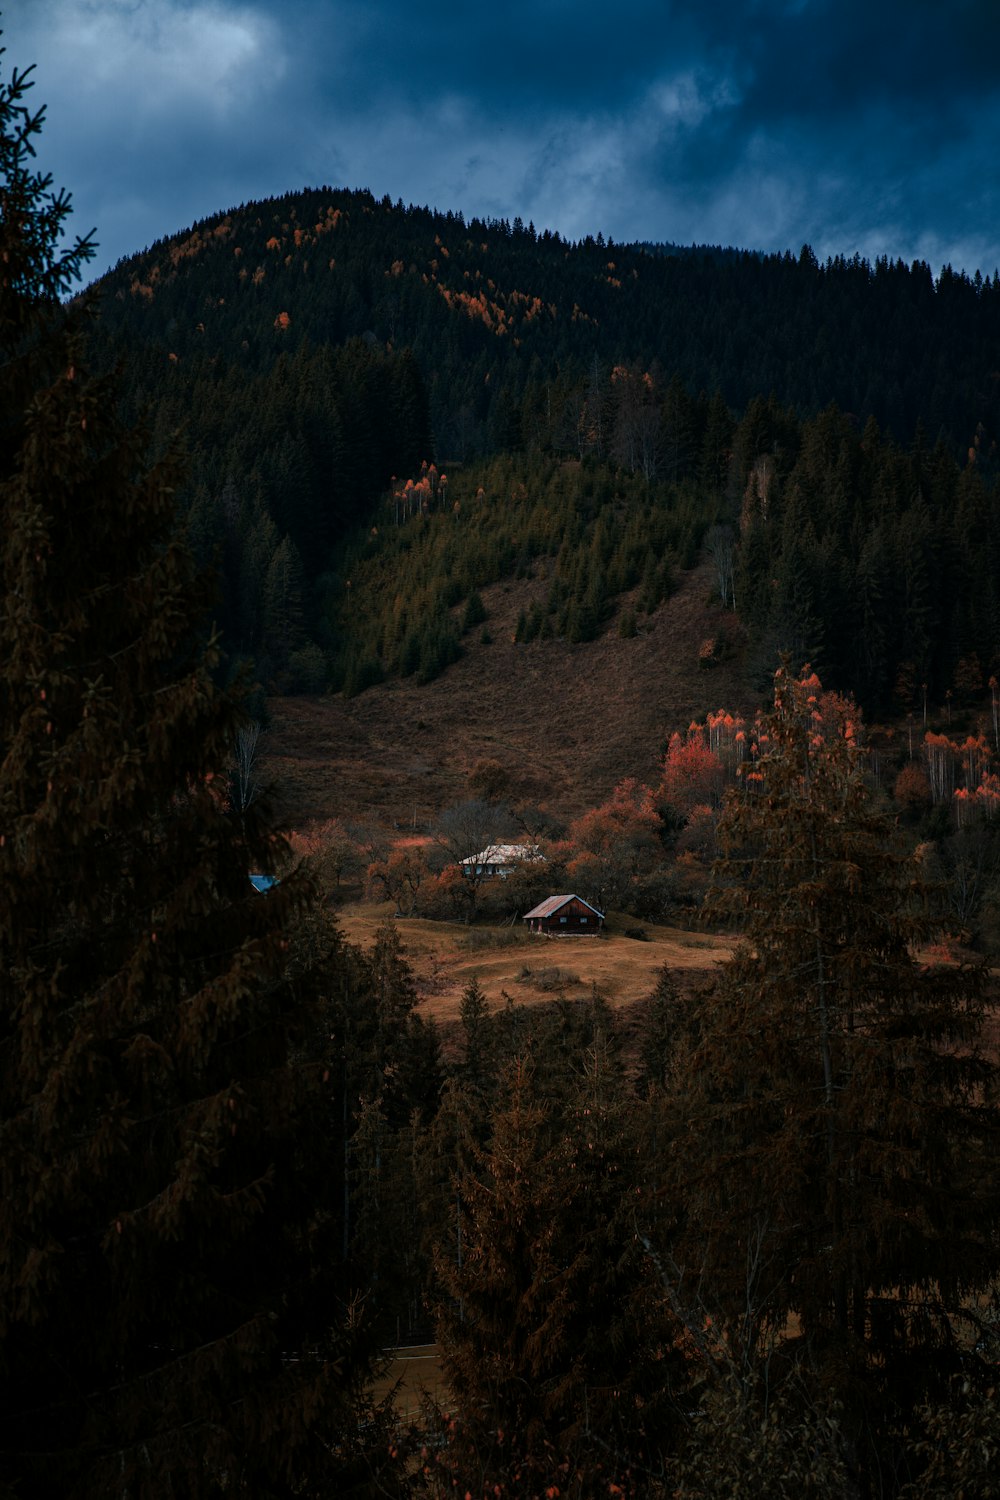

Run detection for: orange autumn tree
[[365, 844, 431, 915], [660, 728, 726, 817], [287, 817, 361, 892], [893, 761, 933, 816], [567, 776, 661, 910], [912, 727, 1000, 825]]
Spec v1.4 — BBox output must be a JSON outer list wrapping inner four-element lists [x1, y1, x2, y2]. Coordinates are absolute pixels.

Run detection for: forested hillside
[[83, 185, 1000, 716], [91, 186, 1000, 455]]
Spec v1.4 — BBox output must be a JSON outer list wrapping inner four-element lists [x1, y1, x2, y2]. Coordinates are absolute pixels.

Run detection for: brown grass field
[[260, 559, 753, 831], [252, 551, 748, 1061], [337, 900, 733, 1034], [373, 1344, 449, 1423]]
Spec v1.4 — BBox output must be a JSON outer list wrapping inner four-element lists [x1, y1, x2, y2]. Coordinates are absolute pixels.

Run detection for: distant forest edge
[[86, 185, 1000, 713]]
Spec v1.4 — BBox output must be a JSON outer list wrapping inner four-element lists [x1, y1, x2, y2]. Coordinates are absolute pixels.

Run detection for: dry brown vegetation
[[261, 560, 752, 830], [336, 900, 733, 1030]]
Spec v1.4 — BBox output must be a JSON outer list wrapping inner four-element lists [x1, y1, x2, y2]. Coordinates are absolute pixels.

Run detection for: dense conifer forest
[[6, 40, 1000, 1499], [83, 184, 1000, 715]]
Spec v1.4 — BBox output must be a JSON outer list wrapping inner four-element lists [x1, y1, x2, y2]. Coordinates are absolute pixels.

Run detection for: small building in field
[[461, 843, 544, 880], [522, 894, 605, 936]]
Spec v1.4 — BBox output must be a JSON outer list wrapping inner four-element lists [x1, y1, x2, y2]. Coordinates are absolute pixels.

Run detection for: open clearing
[[261, 560, 752, 830], [337, 900, 734, 1030]]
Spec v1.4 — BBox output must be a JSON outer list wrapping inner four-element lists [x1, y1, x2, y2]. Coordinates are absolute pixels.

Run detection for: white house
[[460, 843, 545, 880]]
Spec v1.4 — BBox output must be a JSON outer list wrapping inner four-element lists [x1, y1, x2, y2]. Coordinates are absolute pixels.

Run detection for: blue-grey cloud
[[9, 0, 1000, 285]]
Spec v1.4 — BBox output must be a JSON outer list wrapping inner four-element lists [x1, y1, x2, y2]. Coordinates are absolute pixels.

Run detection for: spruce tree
[[0, 53, 381, 1497], [261, 532, 307, 671], [431, 1045, 688, 1495], [457, 975, 496, 1121], [635, 964, 688, 1095], [667, 667, 1000, 1466], [430, 1057, 586, 1485]]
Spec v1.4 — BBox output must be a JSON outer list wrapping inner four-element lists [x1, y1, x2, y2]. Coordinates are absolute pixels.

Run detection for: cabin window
[[559, 915, 567, 924], [580, 916, 588, 923]]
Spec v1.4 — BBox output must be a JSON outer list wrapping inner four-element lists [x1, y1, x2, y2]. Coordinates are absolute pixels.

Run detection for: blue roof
[[249, 874, 278, 893]]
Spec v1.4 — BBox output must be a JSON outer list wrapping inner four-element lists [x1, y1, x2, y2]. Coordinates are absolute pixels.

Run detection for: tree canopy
[[0, 48, 389, 1497]]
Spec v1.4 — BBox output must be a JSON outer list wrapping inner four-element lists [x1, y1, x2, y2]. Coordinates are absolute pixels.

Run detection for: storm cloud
[[12, 0, 1000, 283]]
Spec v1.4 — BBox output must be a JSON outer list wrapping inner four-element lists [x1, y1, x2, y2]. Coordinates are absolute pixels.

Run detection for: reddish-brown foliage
[[660, 732, 725, 816]]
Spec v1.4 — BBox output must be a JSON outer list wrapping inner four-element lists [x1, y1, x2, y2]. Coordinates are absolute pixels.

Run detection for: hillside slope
[[263, 559, 747, 827]]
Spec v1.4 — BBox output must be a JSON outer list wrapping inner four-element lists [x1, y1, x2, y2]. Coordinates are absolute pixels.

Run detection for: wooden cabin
[[522, 894, 605, 936]]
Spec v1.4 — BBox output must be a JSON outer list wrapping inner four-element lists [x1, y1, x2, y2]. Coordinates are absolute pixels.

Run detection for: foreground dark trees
[[0, 55, 390, 1498], [428, 1044, 689, 1497], [652, 671, 1000, 1492], [669, 667, 1000, 1429]]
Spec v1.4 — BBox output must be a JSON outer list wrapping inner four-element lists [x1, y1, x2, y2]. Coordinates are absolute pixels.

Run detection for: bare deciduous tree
[[231, 719, 262, 819], [432, 799, 519, 915], [705, 522, 736, 609]]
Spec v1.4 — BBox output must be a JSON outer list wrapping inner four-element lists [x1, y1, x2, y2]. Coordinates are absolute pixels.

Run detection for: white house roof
[[523, 894, 605, 920], [460, 843, 544, 867]]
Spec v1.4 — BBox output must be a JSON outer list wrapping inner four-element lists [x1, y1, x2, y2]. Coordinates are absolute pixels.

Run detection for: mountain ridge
[[89, 184, 1000, 456]]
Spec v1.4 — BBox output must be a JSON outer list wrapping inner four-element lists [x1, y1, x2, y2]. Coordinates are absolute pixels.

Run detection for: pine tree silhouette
[[0, 48, 384, 1496]]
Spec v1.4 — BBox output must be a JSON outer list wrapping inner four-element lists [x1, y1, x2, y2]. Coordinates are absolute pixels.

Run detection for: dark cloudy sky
[[12, 0, 1000, 286]]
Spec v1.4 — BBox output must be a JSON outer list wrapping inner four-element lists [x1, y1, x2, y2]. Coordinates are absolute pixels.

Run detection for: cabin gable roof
[[522, 893, 604, 921]]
